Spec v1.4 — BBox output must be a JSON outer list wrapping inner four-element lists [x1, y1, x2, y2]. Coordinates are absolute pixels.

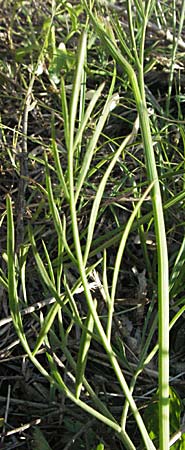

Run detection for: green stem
[[128, 1, 170, 446], [84, 2, 170, 448]]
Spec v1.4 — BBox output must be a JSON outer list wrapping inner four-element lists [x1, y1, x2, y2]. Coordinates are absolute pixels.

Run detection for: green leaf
[[29, 227, 59, 299], [114, 336, 132, 372], [48, 43, 75, 84], [169, 236, 185, 298], [32, 302, 60, 356], [144, 387, 183, 448], [95, 444, 104, 450], [0, 418, 4, 428], [44, 155, 76, 264], [51, 117, 69, 201], [0, 269, 8, 290], [15, 44, 39, 62], [63, 418, 82, 433], [32, 427, 53, 450], [179, 434, 185, 450], [169, 387, 182, 433], [75, 91, 119, 204], [75, 304, 95, 399]]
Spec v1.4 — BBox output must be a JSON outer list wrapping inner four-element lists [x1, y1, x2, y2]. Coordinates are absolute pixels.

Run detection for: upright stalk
[[138, 104, 169, 450], [135, 3, 169, 448], [84, 0, 170, 448]]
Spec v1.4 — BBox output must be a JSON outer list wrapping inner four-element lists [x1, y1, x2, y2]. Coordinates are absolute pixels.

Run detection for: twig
[[0, 418, 41, 439], [169, 424, 185, 447], [0, 297, 56, 328], [0, 277, 99, 329]]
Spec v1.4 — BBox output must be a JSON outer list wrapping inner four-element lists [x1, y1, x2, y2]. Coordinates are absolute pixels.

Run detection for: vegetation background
[[0, 0, 185, 449]]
